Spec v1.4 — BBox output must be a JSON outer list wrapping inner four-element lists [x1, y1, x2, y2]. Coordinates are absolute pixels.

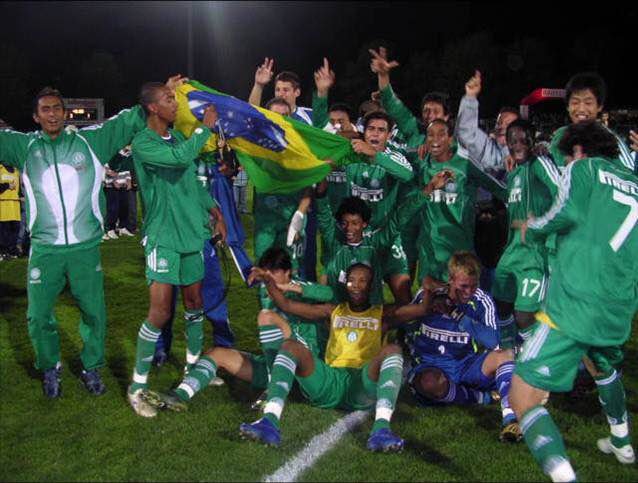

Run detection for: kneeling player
[[405, 252, 522, 442], [239, 263, 431, 452]]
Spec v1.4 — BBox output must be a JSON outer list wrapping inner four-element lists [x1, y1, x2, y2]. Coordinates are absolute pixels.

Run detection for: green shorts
[[515, 315, 623, 393], [145, 245, 204, 286], [380, 234, 409, 279], [297, 353, 377, 410], [417, 244, 450, 283], [492, 246, 547, 312]]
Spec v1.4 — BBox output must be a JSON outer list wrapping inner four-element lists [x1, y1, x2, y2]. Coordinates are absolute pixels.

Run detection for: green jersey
[[346, 147, 413, 229], [379, 84, 425, 149], [0, 106, 145, 252], [504, 156, 560, 249], [131, 126, 214, 253], [550, 125, 636, 172], [527, 157, 638, 345], [417, 151, 507, 259]]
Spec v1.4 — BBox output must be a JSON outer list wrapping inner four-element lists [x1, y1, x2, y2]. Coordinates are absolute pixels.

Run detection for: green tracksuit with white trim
[[0, 106, 146, 371]]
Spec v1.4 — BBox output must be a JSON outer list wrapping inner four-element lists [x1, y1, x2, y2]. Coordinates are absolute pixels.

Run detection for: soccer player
[[492, 120, 560, 348], [511, 121, 638, 481], [416, 119, 506, 284], [126, 81, 223, 417], [404, 252, 521, 442], [239, 262, 430, 451], [0, 80, 161, 397], [550, 72, 635, 172], [139, 247, 334, 410]]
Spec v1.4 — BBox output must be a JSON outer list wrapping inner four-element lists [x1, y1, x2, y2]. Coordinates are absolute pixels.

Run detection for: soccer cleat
[[499, 422, 523, 443], [250, 390, 268, 411], [141, 390, 188, 412], [152, 349, 169, 367], [43, 367, 62, 398], [80, 369, 106, 395], [597, 437, 635, 464], [239, 418, 281, 447], [127, 387, 157, 418], [101, 233, 109, 241], [107, 229, 119, 239], [209, 376, 225, 387], [367, 428, 405, 453], [119, 227, 135, 237]]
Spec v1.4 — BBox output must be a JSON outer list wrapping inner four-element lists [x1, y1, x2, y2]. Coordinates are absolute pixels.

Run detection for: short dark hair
[[426, 118, 454, 136], [138, 82, 166, 116], [362, 110, 394, 131], [328, 103, 354, 122], [558, 121, 619, 160], [335, 196, 371, 224], [346, 262, 374, 281], [33, 87, 65, 114], [421, 92, 450, 116], [498, 106, 520, 117], [359, 99, 382, 118], [274, 71, 301, 90], [506, 119, 536, 146], [265, 97, 291, 114], [257, 247, 292, 271], [565, 72, 607, 107]]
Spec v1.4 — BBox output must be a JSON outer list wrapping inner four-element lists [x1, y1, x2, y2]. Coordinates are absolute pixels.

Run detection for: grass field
[[1, 210, 637, 482]]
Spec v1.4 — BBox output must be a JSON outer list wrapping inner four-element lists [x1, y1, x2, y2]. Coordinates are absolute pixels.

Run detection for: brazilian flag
[[175, 80, 358, 194]]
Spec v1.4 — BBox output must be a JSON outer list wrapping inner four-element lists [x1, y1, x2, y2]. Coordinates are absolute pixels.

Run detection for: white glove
[[286, 210, 305, 247]]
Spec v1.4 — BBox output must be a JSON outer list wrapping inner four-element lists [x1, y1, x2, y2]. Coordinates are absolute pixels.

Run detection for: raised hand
[[166, 74, 189, 92], [368, 47, 399, 75], [465, 70, 482, 98], [417, 143, 429, 160], [314, 57, 335, 96], [630, 130, 638, 153], [255, 57, 274, 87], [202, 105, 218, 129], [424, 170, 454, 195], [351, 138, 377, 157]]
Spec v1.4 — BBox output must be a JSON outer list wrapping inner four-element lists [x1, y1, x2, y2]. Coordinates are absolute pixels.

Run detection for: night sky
[[1, 1, 635, 130]]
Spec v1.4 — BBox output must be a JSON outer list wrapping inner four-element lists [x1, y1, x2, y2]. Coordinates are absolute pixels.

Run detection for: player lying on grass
[[492, 120, 560, 349], [510, 121, 637, 481], [404, 252, 522, 443], [239, 262, 434, 452], [141, 247, 333, 409]]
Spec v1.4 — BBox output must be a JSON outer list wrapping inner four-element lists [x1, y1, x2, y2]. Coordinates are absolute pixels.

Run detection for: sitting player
[[141, 248, 333, 410], [492, 120, 560, 348], [405, 252, 522, 442], [239, 263, 432, 452]]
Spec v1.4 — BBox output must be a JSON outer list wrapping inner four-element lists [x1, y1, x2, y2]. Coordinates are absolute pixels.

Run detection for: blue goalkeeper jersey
[[405, 288, 499, 365]]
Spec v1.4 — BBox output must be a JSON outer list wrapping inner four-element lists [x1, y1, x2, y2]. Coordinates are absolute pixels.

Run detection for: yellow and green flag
[[175, 80, 357, 194]]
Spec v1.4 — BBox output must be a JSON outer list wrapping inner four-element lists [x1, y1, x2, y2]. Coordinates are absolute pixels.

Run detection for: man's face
[[506, 126, 532, 164], [346, 266, 372, 305], [363, 119, 390, 152], [567, 89, 602, 124], [269, 103, 291, 116], [340, 213, 367, 244], [426, 122, 453, 159], [149, 87, 178, 123], [495, 111, 519, 143], [448, 271, 478, 305], [269, 268, 291, 285], [329, 110, 353, 132], [422, 101, 448, 126], [274, 81, 300, 109], [34, 96, 65, 137]]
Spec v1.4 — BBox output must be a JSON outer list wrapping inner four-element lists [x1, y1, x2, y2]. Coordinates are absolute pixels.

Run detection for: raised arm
[[311, 57, 335, 129], [263, 271, 335, 320], [382, 287, 433, 331], [248, 57, 274, 106]]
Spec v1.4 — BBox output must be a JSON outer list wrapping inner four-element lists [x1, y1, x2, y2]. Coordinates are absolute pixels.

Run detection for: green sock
[[595, 370, 631, 448], [520, 405, 576, 482], [498, 315, 516, 349], [174, 355, 218, 401], [371, 353, 403, 433], [184, 309, 204, 369], [258, 325, 284, 370], [263, 350, 297, 429], [130, 320, 161, 393]]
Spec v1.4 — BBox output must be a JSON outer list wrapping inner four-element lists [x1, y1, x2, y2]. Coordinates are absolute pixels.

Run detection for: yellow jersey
[[0, 164, 20, 221], [325, 302, 383, 369]]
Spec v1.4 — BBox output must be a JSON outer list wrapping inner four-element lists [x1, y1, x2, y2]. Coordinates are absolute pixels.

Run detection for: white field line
[[263, 410, 370, 482]]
